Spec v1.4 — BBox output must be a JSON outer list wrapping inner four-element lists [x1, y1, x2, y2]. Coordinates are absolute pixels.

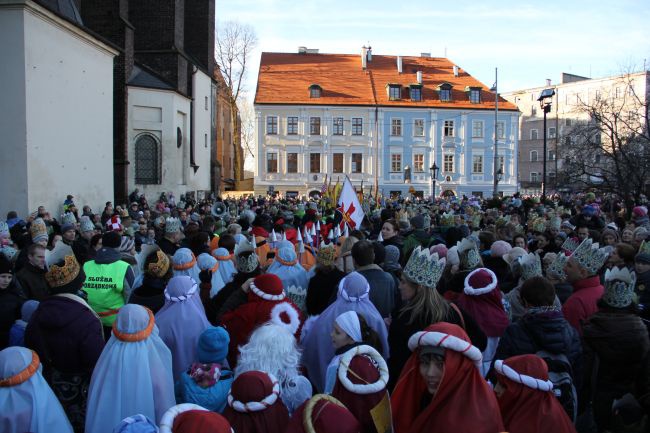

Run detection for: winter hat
[[21, 300, 40, 322], [30, 218, 48, 243], [463, 268, 498, 295], [102, 231, 122, 249], [602, 266, 636, 309], [60, 222, 76, 234], [600, 228, 620, 244], [120, 236, 135, 253], [250, 273, 285, 301], [490, 240, 512, 258], [582, 205, 597, 217], [197, 326, 230, 364], [0, 245, 18, 263], [79, 215, 95, 233], [316, 244, 337, 267], [429, 243, 448, 259], [410, 214, 424, 230], [113, 414, 159, 433], [383, 245, 401, 269], [0, 254, 13, 275], [107, 215, 123, 232], [560, 220, 575, 231], [165, 217, 182, 234], [502, 246, 527, 267], [633, 206, 648, 220]]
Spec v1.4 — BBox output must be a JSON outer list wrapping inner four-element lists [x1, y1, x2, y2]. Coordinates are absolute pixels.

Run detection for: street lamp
[[538, 88, 555, 200], [430, 162, 439, 200], [491, 67, 499, 198]]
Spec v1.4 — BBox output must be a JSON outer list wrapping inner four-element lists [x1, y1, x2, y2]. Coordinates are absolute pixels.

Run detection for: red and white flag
[[337, 177, 365, 230]]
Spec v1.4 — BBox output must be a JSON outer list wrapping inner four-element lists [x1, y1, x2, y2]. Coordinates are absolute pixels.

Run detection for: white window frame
[[351, 117, 363, 136], [548, 126, 556, 138], [413, 154, 424, 172], [333, 117, 344, 135], [332, 153, 344, 173], [530, 172, 539, 182], [266, 152, 278, 173], [530, 150, 538, 162], [472, 120, 484, 138], [472, 155, 483, 174], [286, 152, 299, 173], [496, 121, 505, 139], [309, 117, 321, 135], [413, 119, 425, 137], [530, 129, 538, 140], [390, 153, 402, 172], [351, 153, 363, 173], [287, 116, 298, 135], [443, 154, 454, 173], [443, 120, 455, 137], [391, 118, 402, 136]]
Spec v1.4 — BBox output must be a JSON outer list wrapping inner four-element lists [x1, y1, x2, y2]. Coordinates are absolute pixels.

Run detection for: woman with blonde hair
[[387, 247, 486, 389]]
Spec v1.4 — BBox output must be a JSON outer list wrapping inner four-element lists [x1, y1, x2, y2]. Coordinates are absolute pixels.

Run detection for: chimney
[[416, 71, 422, 84], [367, 46, 372, 62], [298, 46, 307, 54], [453, 65, 459, 77], [361, 46, 367, 69], [420, 52, 430, 57], [545, 78, 552, 87], [397, 56, 403, 74]]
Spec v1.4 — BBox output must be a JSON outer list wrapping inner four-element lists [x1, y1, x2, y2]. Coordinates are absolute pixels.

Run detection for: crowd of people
[[1, 189, 650, 433]]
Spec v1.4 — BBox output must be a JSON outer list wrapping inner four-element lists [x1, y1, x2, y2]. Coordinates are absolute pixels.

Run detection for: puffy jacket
[[175, 367, 234, 413]]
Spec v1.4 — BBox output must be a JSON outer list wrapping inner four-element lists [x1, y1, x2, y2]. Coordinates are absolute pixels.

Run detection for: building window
[[530, 150, 538, 162], [333, 117, 344, 135], [548, 150, 556, 161], [530, 172, 539, 182], [391, 118, 402, 136], [266, 116, 278, 135], [391, 154, 402, 172], [310, 117, 321, 135], [472, 155, 483, 173], [309, 85, 322, 98], [548, 127, 556, 138], [333, 153, 344, 173], [414, 119, 425, 137], [472, 121, 483, 138], [287, 153, 298, 173], [287, 116, 298, 135], [443, 120, 454, 137], [267, 152, 278, 173], [352, 118, 363, 135], [565, 118, 572, 127], [443, 154, 454, 172], [413, 154, 424, 172], [135, 134, 160, 184], [410, 86, 422, 101], [469, 89, 481, 103], [496, 121, 505, 139], [352, 153, 362, 173], [388, 85, 401, 100], [498, 156, 505, 173], [310, 153, 321, 173], [439, 89, 451, 101], [530, 129, 538, 140]]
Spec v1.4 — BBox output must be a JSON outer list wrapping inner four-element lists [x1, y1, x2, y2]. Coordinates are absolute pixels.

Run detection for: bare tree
[[561, 72, 650, 212], [216, 21, 257, 189], [238, 97, 256, 159]]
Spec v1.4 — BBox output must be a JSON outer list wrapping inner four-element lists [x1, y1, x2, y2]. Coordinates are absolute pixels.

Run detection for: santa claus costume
[[285, 394, 361, 433], [159, 403, 232, 433]]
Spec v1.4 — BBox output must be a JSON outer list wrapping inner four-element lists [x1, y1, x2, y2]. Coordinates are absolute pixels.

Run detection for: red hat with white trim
[[250, 274, 285, 301], [463, 268, 498, 296]]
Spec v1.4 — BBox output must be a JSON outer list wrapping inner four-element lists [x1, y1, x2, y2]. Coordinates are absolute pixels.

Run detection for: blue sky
[[217, 0, 650, 97]]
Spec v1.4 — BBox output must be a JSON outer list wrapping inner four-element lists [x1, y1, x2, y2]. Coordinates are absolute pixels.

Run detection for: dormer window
[[466, 86, 482, 104], [309, 84, 322, 98], [437, 83, 453, 102], [387, 84, 402, 100], [409, 84, 422, 101]]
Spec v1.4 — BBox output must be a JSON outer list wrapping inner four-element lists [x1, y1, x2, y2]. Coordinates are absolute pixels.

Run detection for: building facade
[[502, 71, 650, 194], [0, 0, 118, 218], [255, 49, 519, 198]]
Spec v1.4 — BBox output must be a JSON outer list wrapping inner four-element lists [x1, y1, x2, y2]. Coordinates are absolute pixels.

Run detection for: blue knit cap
[[197, 326, 229, 364], [112, 414, 159, 433]]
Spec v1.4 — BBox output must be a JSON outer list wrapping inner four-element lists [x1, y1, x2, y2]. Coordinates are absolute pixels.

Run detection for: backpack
[[536, 349, 578, 423]]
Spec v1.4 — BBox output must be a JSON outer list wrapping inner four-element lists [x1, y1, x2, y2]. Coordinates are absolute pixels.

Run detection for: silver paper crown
[[518, 253, 543, 281], [561, 237, 580, 254], [403, 246, 446, 290], [286, 285, 307, 312], [423, 213, 431, 229], [549, 216, 562, 230], [79, 215, 95, 233], [456, 238, 481, 270], [571, 239, 609, 275], [61, 212, 77, 225], [603, 266, 637, 308], [546, 252, 569, 280], [165, 217, 182, 234], [234, 239, 259, 273]]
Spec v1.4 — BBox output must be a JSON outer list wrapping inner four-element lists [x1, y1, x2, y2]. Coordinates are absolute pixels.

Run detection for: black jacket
[[0, 281, 26, 349], [305, 267, 345, 316]]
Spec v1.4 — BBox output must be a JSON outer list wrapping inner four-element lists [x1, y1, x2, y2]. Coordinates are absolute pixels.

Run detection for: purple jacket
[[25, 294, 105, 376]]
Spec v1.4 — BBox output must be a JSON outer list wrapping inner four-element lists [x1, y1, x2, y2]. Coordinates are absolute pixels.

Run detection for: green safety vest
[[82, 260, 130, 326]]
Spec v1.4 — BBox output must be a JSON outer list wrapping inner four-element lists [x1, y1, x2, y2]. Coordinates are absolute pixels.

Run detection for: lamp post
[[430, 162, 439, 201], [491, 67, 499, 198], [538, 88, 555, 200], [495, 168, 503, 196]]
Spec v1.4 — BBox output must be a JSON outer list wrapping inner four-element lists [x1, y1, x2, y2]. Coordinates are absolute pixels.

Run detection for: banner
[[337, 177, 365, 230]]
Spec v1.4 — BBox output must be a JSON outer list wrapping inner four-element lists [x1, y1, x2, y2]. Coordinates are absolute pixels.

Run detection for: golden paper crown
[[45, 255, 80, 288]]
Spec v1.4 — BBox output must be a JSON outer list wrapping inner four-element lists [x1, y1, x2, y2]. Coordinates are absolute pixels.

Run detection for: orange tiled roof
[[255, 52, 518, 111]]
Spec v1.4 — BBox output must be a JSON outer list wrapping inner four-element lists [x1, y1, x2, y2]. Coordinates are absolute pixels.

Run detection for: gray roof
[[128, 66, 175, 90], [37, 0, 83, 26]]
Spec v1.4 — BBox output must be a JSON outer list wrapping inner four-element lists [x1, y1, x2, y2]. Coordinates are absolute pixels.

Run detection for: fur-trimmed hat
[[250, 274, 285, 301], [463, 268, 498, 296]]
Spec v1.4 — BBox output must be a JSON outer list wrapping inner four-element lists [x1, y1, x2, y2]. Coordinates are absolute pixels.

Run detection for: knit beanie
[[490, 240, 512, 258], [0, 254, 13, 275], [197, 326, 230, 364], [410, 214, 424, 230], [102, 231, 122, 249]]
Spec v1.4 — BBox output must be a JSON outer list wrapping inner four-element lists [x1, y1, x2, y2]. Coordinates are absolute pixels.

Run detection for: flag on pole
[[331, 177, 342, 204], [320, 173, 328, 195], [337, 177, 365, 231]]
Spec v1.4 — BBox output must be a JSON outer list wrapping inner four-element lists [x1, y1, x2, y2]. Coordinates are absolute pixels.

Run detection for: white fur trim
[[159, 403, 209, 433], [270, 302, 301, 335], [463, 267, 498, 296], [337, 345, 389, 395], [164, 282, 198, 302], [494, 360, 554, 392], [408, 330, 483, 369], [250, 281, 285, 301], [227, 373, 280, 412]]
